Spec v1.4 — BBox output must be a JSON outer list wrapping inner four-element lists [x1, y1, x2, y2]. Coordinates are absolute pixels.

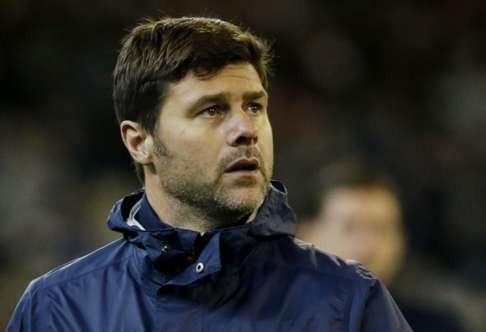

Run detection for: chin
[[230, 187, 267, 209]]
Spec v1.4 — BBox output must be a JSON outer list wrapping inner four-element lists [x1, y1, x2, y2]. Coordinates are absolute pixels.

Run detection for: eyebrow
[[189, 90, 268, 112], [190, 93, 229, 111], [242, 90, 268, 102]]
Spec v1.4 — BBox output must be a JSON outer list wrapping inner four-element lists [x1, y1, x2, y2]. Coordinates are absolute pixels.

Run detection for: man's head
[[113, 17, 271, 179], [301, 162, 406, 285], [113, 17, 274, 229]]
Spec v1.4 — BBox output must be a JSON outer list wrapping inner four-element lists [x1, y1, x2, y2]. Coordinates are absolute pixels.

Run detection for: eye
[[247, 103, 264, 114], [200, 105, 225, 118]]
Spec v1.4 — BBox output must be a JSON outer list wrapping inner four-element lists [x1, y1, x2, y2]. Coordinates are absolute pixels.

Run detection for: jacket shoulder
[[286, 238, 412, 330], [284, 237, 377, 283], [7, 239, 132, 331], [27, 238, 129, 294]]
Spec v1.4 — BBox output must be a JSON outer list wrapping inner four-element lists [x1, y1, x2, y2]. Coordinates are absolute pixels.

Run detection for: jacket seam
[[250, 238, 371, 283], [32, 256, 131, 293], [47, 288, 53, 332]]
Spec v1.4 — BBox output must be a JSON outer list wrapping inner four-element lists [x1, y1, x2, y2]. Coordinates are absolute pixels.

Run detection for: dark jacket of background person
[[8, 183, 411, 331]]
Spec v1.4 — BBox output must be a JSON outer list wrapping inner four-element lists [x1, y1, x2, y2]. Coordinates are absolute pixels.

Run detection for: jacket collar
[[108, 180, 296, 239], [107, 181, 296, 297]]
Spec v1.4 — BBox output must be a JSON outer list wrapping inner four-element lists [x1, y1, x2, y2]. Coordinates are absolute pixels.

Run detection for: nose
[[225, 109, 258, 146]]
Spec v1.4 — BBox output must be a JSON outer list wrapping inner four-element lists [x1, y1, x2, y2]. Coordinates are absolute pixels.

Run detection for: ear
[[120, 120, 154, 165]]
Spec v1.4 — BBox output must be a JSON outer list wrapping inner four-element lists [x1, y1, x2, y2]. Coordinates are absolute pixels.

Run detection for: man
[[8, 17, 411, 331], [300, 162, 464, 331], [300, 162, 407, 286]]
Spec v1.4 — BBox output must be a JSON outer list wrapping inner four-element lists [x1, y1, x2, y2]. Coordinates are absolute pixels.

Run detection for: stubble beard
[[153, 137, 271, 229]]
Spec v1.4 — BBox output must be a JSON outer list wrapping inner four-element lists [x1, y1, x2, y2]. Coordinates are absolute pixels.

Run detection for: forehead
[[167, 63, 266, 101], [324, 188, 401, 224]]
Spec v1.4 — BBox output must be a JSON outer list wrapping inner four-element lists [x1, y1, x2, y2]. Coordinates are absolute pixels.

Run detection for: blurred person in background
[[7, 17, 411, 331], [299, 161, 465, 332]]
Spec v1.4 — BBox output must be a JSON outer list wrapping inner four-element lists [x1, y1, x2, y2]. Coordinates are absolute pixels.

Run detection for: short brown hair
[[112, 17, 272, 181], [310, 161, 400, 218]]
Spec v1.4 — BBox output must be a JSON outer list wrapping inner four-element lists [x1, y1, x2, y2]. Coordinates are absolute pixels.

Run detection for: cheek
[[259, 122, 274, 165], [168, 127, 222, 165], [162, 124, 195, 153], [379, 234, 402, 261]]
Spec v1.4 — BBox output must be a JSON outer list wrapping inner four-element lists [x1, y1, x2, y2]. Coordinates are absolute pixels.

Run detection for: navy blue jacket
[[8, 182, 412, 331]]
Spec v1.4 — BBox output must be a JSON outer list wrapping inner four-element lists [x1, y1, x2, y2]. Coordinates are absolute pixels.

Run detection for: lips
[[225, 158, 260, 173]]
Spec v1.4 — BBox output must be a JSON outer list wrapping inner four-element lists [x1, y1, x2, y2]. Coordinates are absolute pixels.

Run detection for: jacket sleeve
[[360, 279, 413, 332], [7, 282, 48, 332]]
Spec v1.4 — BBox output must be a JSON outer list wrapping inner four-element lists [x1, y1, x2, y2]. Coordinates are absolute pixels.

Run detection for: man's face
[[308, 187, 405, 284], [150, 63, 273, 223]]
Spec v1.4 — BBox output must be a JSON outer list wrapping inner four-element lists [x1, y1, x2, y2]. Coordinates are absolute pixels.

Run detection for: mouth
[[224, 158, 260, 173]]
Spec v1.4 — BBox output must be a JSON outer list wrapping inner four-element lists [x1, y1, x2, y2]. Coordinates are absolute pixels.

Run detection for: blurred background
[[2, 0, 486, 330]]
